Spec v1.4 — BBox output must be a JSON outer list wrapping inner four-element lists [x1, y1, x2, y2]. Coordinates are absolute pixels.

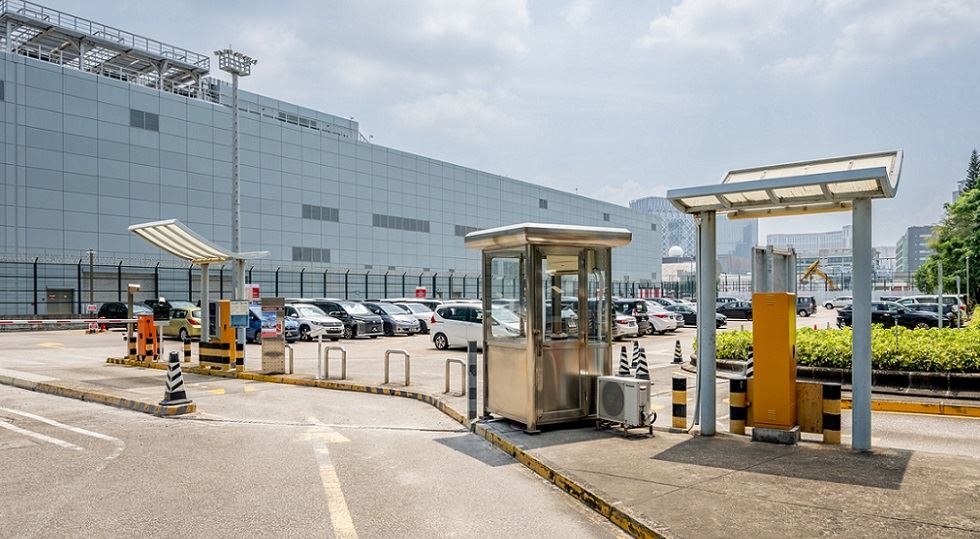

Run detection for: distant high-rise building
[[630, 196, 758, 273], [896, 226, 937, 274]]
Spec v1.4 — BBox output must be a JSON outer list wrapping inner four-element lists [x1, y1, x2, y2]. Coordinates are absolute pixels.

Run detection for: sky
[[46, 0, 980, 246]]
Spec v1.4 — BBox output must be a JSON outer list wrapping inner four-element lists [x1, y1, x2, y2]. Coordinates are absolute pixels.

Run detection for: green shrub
[[714, 325, 980, 373]]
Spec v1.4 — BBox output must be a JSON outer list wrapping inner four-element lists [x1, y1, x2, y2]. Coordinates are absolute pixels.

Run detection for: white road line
[[0, 419, 83, 451], [0, 407, 125, 460]]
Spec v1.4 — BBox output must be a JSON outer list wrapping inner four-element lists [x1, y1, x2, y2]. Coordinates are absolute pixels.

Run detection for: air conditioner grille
[[601, 380, 624, 418]]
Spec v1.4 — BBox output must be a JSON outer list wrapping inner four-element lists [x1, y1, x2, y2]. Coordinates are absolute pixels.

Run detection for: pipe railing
[[384, 349, 410, 386]]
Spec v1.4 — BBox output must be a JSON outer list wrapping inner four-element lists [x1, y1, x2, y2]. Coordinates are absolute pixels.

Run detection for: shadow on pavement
[[650, 436, 911, 489], [434, 433, 516, 467]]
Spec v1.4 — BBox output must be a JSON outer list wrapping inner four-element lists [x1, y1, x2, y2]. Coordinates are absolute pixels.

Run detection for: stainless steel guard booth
[[464, 223, 633, 432]]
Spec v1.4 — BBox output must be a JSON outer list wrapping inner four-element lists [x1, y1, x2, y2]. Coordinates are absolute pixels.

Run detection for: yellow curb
[[0, 375, 195, 417], [841, 398, 980, 418]]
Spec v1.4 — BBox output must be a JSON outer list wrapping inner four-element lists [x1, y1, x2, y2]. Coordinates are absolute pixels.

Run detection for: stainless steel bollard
[[284, 344, 294, 375], [384, 349, 410, 386], [444, 358, 465, 396], [323, 346, 347, 380]]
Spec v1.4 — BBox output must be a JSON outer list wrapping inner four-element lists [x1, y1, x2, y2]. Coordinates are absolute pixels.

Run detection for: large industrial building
[[0, 3, 662, 312], [896, 225, 936, 274]]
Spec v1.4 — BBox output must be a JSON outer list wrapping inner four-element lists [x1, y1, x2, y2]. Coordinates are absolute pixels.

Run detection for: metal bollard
[[183, 337, 192, 363], [822, 383, 841, 444], [384, 349, 410, 386], [323, 346, 347, 380], [672, 377, 687, 430], [467, 340, 478, 421], [444, 358, 465, 396], [729, 378, 747, 435], [284, 344, 294, 375]]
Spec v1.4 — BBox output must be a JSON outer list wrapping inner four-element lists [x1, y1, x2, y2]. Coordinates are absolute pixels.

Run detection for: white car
[[897, 295, 966, 316], [394, 302, 434, 334], [825, 296, 852, 310], [430, 302, 521, 350], [612, 313, 639, 340], [646, 302, 681, 333], [283, 303, 344, 341]]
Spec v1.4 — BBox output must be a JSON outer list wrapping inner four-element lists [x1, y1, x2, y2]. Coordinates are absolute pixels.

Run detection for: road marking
[[243, 385, 257, 393], [0, 368, 56, 382], [0, 419, 83, 451], [207, 388, 226, 395], [307, 416, 357, 538], [37, 342, 65, 349], [0, 407, 125, 460]]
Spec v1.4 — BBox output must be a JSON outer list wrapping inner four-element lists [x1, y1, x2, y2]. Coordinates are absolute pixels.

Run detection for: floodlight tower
[[214, 48, 256, 308]]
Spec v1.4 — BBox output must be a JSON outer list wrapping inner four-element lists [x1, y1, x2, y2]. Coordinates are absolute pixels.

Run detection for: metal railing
[[384, 349, 410, 386], [444, 358, 465, 396], [320, 346, 347, 380]]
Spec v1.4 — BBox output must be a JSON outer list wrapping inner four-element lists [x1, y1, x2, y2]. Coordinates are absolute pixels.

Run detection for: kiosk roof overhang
[[464, 223, 632, 250], [666, 150, 903, 219], [129, 219, 268, 264]]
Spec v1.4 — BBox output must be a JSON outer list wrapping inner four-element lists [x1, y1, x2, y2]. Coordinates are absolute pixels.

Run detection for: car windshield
[[339, 302, 372, 315], [491, 307, 520, 324], [170, 301, 196, 309], [133, 305, 152, 314], [296, 305, 327, 318], [400, 303, 431, 314], [375, 303, 408, 315]]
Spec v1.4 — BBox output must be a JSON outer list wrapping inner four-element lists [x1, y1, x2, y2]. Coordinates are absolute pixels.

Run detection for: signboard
[[415, 287, 427, 298], [260, 297, 286, 373], [229, 300, 249, 328], [86, 304, 98, 313], [245, 284, 261, 301]]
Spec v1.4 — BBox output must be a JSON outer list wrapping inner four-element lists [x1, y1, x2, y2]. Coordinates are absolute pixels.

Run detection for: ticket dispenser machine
[[750, 247, 799, 433], [464, 223, 633, 433]]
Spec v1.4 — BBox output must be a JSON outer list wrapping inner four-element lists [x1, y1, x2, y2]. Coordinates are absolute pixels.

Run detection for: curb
[[679, 363, 980, 418], [105, 356, 665, 538], [0, 374, 195, 417]]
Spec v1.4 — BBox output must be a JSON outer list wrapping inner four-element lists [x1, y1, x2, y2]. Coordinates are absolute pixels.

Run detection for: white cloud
[[564, 0, 593, 29], [392, 88, 520, 140], [636, 0, 807, 56], [413, 0, 530, 56], [332, 52, 444, 90]]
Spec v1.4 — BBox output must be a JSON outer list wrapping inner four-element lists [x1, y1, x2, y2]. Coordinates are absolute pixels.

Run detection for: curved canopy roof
[[666, 150, 903, 219], [464, 223, 632, 250], [129, 219, 268, 264]]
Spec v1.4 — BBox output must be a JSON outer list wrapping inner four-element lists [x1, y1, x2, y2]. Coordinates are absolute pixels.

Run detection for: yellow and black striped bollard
[[183, 337, 192, 363], [730, 378, 747, 435], [822, 383, 841, 444], [128, 336, 138, 361], [672, 376, 687, 430]]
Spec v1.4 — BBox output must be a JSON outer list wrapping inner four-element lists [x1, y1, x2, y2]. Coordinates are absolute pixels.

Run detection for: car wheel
[[746, 313, 752, 321], [255, 333, 262, 345], [383, 323, 394, 337], [825, 303, 833, 310], [798, 309, 807, 317], [179, 328, 189, 342], [369, 335, 378, 339], [433, 333, 449, 350], [300, 325, 311, 341], [342, 325, 354, 339], [914, 322, 929, 330], [419, 321, 428, 334]]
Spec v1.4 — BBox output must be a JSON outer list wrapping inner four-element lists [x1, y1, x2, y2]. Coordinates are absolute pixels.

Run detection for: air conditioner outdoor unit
[[597, 375, 650, 427]]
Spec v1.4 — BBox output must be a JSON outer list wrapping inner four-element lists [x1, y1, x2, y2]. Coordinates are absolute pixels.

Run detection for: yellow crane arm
[[800, 260, 834, 288]]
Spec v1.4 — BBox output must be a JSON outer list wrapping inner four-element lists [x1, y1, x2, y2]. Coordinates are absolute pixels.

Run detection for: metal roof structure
[[666, 150, 903, 219], [129, 220, 267, 265], [464, 223, 632, 250], [1, 0, 209, 96]]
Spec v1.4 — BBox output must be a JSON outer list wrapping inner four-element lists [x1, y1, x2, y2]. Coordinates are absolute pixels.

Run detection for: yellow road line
[[308, 422, 357, 538]]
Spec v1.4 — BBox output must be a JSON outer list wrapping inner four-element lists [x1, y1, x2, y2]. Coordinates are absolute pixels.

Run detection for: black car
[[837, 302, 941, 329], [899, 303, 958, 326], [96, 302, 151, 328], [796, 296, 816, 317], [311, 299, 384, 339], [717, 300, 753, 320], [666, 304, 727, 328], [613, 299, 652, 335]]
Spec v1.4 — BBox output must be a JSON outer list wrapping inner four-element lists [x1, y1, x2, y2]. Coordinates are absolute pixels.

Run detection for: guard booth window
[[538, 249, 580, 342], [487, 253, 526, 343]]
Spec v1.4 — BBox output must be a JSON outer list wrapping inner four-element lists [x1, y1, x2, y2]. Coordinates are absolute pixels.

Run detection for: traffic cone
[[673, 340, 683, 364], [631, 340, 640, 369], [618, 346, 631, 376], [160, 351, 191, 406], [635, 347, 650, 380]]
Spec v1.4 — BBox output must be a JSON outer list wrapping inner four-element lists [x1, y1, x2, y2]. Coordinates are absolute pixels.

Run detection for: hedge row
[[713, 325, 980, 373]]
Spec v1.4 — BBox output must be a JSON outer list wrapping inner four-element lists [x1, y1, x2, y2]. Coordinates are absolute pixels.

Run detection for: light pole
[[215, 48, 256, 333], [87, 249, 95, 307], [967, 254, 971, 308]]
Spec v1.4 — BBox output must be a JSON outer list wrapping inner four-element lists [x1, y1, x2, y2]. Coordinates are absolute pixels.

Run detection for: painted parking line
[[0, 406, 125, 460], [307, 417, 356, 538], [0, 418, 83, 451]]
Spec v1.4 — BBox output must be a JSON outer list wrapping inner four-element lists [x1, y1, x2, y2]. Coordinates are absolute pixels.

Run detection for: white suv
[[825, 296, 852, 310], [430, 303, 521, 350], [284, 303, 344, 341]]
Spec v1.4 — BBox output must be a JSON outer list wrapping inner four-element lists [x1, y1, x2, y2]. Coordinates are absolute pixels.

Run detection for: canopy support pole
[[851, 198, 872, 451], [200, 263, 210, 342], [697, 210, 717, 436]]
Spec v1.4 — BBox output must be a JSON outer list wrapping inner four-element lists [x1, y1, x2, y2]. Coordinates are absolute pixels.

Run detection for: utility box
[[751, 292, 797, 429]]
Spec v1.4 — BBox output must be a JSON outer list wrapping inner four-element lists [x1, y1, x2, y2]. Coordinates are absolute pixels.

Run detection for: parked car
[[430, 303, 521, 350], [393, 302, 434, 334], [646, 297, 678, 308], [879, 295, 901, 302], [645, 302, 681, 334], [837, 302, 941, 329], [143, 299, 197, 312], [902, 302, 958, 325], [665, 304, 727, 328], [716, 296, 740, 305], [284, 303, 344, 341], [311, 299, 383, 339], [96, 302, 152, 328], [796, 296, 817, 317], [824, 296, 852, 310], [613, 299, 653, 335], [717, 300, 753, 320], [612, 313, 639, 340], [384, 297, 443, 311], [363, 302, 422, 336], [544, 305, 579, 338], [162, 306, 202, 341], [897, 295, 967, 316], [246, 306, 299, 343]]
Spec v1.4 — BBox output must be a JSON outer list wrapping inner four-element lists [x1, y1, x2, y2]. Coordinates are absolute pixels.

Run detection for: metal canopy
[[463, 223, 632, 250], [666, 150, 903, 219], [129, 219, 267, 265]]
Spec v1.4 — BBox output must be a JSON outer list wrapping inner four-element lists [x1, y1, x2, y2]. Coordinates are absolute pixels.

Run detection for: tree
[[966, 149, 980, 192], [914, 186, 980, 303]]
